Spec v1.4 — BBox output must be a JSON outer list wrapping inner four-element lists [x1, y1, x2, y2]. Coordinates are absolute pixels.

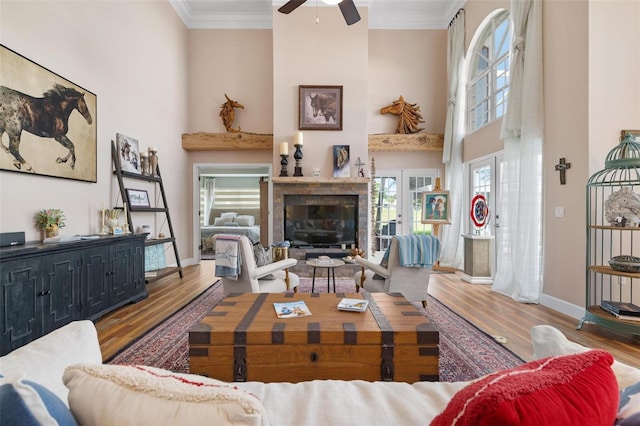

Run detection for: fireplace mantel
[[272, 177, 368, 184], [272, 178, 369, 258]]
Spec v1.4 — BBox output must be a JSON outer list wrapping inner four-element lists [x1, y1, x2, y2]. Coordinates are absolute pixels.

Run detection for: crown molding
[[169, 0, 465, 30]]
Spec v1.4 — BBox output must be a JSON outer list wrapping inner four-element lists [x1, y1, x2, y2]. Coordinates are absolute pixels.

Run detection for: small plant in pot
[[35, 209, 66, 238]]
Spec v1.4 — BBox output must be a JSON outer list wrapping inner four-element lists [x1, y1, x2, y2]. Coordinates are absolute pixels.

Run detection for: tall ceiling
[[168, 0, 465, 29]]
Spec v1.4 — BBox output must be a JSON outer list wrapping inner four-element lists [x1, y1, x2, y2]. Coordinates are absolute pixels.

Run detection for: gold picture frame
[[622, 130, 640, 142]]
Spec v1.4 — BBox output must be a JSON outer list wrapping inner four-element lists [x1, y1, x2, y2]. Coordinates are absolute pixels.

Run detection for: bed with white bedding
[[201, 209, 261, 254]]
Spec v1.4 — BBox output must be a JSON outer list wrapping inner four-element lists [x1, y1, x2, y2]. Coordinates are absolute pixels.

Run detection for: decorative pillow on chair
[[431, 350, 619, 426], [617, 381, 640, 426], [0, 374, 77, 426], [373, 246, 391, 280], [253, 243, 275, 280], [63, 364, 268, 426]]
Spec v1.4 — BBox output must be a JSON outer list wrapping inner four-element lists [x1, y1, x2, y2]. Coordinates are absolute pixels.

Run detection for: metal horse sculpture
[[380, 95, 425, 134], [219, 94, 244, 133], [0, 83, 92, 172]]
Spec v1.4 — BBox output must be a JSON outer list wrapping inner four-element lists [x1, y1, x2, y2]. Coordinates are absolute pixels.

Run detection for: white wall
[[0, 1, 189, 266]]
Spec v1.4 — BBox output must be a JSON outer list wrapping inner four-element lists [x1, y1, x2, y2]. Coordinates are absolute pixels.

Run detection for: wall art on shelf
[[622, 130, 640, 142], [126, 188, 151, 208], [421, 190, 451, 224], [299, 85, 342, 131], [116, 133, 141, 174], [333, 145, 350, 177], [0, 44, 97, 182]]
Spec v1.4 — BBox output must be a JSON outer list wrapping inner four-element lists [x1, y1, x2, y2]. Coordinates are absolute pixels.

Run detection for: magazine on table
[[274, 301, 312, 318], [337, 298, 369, 312], [315, 255, 334, 264], [600, 300, 640, 317]]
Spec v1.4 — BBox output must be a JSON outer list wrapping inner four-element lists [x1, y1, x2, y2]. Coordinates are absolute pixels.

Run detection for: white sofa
[[1, 321, 638, 426]]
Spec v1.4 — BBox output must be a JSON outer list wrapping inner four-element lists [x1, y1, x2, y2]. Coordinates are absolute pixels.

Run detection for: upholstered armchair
[[354, 235, 440, 307], [213, 235, 299, 296]]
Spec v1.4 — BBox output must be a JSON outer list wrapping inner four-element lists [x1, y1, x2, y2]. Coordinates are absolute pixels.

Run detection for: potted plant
[[34, 209, 66, 238]]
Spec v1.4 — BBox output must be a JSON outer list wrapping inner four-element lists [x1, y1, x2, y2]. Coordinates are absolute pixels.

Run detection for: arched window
[[467, 10, 510, 133]]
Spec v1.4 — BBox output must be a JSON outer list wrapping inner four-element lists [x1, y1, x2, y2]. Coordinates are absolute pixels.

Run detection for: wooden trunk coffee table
[[189, 292, 439, 383]]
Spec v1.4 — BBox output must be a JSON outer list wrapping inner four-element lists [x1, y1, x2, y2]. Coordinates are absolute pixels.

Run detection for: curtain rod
[[448, 8, 464, 28]]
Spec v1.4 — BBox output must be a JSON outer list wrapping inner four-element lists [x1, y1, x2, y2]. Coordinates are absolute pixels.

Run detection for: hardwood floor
[[96, 261, 640, 368]]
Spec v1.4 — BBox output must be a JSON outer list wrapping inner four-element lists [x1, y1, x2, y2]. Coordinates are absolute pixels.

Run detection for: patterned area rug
[[108, 278, 523, 382]]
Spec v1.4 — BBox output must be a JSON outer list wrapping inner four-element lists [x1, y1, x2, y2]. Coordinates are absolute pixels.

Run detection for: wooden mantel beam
[[182, 132, 273, 151], [368, 133, 444, 151], [182, 131, 444, 152]]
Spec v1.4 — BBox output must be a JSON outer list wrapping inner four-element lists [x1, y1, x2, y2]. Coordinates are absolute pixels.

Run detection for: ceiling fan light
[[321, 0, 343, 5]]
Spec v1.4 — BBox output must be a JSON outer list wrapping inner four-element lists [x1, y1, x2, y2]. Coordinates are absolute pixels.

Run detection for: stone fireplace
[[272, 177, 369, 277]]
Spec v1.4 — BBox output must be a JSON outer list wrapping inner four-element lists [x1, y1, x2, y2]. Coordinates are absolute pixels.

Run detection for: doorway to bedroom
[[193, 163, 271, 261]]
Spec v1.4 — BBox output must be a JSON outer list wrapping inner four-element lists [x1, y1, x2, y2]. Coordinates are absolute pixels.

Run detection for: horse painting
[[0, 83, 93, 172], [308, 93, 336, 123], [380, 95, 425, 134], [219, 94, 244, 133]]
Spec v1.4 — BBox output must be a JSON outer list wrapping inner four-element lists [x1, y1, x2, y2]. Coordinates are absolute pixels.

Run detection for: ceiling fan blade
[[338, 0, 361, 25], [278, 0, 307, 14]]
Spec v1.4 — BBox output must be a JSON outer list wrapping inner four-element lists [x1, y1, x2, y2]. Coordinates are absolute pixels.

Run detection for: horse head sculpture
[[605, 187, 640, 226], [380, 95, 425, 134], [219, 94, 244, 133]]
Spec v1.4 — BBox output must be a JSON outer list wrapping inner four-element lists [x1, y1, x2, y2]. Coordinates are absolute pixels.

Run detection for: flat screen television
[[284, 195, 357, 248]]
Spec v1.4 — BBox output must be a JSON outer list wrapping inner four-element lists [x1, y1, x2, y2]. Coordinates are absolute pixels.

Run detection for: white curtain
[[492, 0, 544, 303], [202, 177, 216, 225], [439, 9, 466, 270]]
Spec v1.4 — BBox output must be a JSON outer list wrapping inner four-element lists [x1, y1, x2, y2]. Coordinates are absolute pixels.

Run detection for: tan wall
[[273, 6, 369, 178], [542, 0, 589, 307], [0, 1, 189, 266]]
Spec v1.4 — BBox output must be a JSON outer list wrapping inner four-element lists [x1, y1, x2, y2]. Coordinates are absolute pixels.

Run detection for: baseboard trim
[[540, 292, 584, 320]]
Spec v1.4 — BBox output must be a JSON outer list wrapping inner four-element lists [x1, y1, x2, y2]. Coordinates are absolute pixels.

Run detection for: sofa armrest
[[0, 320, 102, 405], [252, 258, 297, 279], [354, 257, 390, 279]]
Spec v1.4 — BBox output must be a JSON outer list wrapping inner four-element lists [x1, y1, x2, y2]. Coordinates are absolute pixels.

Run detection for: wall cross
[[554, 157, 571, 185]]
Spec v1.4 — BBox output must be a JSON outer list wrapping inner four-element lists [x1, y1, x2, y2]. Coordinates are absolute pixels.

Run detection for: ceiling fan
[[278, 0, 361, 26]]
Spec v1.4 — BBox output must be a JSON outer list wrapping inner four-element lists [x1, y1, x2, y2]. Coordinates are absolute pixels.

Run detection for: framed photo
[[116, 133, 141, 174], [622, 130, 640, 142], [422, 190, 451, 224], [333, 145, 350, 177], [0, 44, 97, 182], [126, 188, 151, 208], [299, 85, 343, 131]]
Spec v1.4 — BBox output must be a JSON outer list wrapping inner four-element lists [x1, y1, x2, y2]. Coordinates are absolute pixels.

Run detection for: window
[[467, 10, 510, 132]]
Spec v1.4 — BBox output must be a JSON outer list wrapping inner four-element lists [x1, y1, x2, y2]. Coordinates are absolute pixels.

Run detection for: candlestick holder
[[279, 154, 289, 177], [293, 144, 303, 176]]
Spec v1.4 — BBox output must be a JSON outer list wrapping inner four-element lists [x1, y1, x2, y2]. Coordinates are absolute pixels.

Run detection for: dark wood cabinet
[[0, 234, 147, 355]]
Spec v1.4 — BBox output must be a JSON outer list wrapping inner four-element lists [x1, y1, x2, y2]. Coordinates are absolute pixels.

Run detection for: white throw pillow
[[213, 217, 227, 226], [63, 364, 269, 426], [220, 212, 238, 219], [531, 325, 640, 389], [234, 215, 255, 226]]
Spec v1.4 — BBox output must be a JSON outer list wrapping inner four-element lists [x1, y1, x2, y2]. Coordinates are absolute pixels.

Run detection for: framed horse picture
[[0, 44, 97, 182], [299, 85, 342, 131]]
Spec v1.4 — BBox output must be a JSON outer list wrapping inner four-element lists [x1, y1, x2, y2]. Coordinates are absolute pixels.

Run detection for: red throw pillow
[[431, 350, 619, 426]]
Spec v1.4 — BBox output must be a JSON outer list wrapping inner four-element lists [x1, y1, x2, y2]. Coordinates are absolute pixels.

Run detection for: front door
[[467, 154, 503, 273], [373, 169, 439, 253]]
